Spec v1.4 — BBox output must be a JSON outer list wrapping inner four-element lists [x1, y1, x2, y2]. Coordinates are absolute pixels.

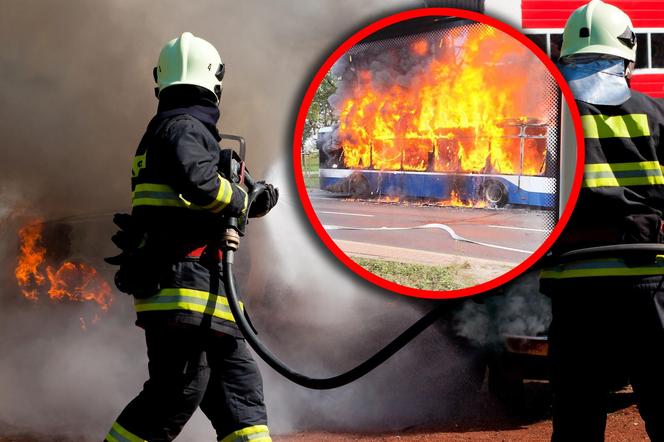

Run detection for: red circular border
[[293, 8, 584, 299]]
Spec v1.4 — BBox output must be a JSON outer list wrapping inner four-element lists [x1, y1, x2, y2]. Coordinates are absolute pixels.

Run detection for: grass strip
[[353, 257, 471, 291]]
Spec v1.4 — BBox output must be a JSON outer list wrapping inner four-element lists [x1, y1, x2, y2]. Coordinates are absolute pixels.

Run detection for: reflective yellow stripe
[[583, 175, 664, 187], [220, 425, 271, 442], [581, 114, 650, 139], [241, 187, 248, 214], [540, 258, 664, 279], [584, 161, 660, 173], [582, 161, 664, 188], [201, 175, 233, 213], [131, 197, 187, 208], [133, 182, 232, 213], [134, 288, 243, 323], [106, 422, 147, 442], [132, 183, 193, 209], [134, 183, 173, 192]]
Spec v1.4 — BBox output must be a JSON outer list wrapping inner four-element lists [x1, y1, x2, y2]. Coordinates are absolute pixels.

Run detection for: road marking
[[319, 211, 375, 217], [308, 196, 338, 201], [487, 225, 550, 233], [324, 223, 536, 254]]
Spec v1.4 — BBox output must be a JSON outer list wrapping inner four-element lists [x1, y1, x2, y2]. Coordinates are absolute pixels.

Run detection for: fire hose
[[219, 171, 446, 390]]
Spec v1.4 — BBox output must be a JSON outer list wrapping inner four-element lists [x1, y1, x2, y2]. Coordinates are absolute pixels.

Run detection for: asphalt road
[[307, 190, 554, 265]]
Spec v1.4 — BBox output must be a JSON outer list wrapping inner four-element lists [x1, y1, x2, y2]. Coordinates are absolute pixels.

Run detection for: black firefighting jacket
[[130, 93, 247, 336], [542, 90, 664, 280]]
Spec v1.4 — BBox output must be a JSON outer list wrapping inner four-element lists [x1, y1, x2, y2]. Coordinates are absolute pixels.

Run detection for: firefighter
[[540, 1, 664, 440], [104, 32, 277, 442]]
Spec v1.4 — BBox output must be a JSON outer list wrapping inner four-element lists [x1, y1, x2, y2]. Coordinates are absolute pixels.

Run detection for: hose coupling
[[221, 228, 240, 252]]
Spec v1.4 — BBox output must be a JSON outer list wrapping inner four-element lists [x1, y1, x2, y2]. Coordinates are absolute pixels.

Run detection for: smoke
[[0, 0, 422, 218], [0, 0, 506, 440], [0, 1, 556, 440], [241, 160, 489, 435], [452, 272, 552, 348]]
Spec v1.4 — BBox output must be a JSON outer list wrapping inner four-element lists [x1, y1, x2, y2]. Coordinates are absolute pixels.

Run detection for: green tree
[[303, 72, 338, 144]]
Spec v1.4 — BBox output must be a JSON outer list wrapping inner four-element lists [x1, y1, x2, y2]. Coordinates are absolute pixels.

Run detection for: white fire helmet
[[560, 0, 637, 62], [153, 32, 225, 102], [559, 0, 637, 105]]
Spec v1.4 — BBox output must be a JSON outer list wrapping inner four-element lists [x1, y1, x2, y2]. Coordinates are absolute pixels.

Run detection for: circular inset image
[[294, 8, 583, 299]]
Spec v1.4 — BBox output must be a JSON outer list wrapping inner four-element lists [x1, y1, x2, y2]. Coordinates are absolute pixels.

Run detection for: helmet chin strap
[[625, 60, 635, 85]]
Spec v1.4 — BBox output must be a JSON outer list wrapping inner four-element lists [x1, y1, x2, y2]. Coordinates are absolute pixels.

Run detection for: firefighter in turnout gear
[[104, 32, 276, 442], [540, 1, 664, 440]]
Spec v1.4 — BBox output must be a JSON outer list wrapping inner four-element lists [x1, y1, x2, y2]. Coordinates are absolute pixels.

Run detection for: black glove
[[104, 213, 161, 298], [104, 213, 144, 265], [249, 181, 279, 218]]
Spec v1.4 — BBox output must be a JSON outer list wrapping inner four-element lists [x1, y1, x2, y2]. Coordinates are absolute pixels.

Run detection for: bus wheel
[[483, 181, 508, 207]]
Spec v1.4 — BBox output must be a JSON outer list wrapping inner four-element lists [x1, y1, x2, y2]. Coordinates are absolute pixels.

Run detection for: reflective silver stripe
[[583, 161, 664, 188], [136, 295, 232, 314]]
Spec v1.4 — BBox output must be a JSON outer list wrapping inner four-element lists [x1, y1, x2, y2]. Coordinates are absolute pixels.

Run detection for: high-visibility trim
[[134, 287, 243, 322], [540, 258, 664, 279], [131, 152, 147, 178], [132, 183, 197, 210], [581, 114, 650, 139], [582, 161, 664, 188], [132, 181, 234, 213], [201, 175, 233, 213], [220, 425, 271, 442], [105, 422, 147, 442], [241, 187, 248, 214]]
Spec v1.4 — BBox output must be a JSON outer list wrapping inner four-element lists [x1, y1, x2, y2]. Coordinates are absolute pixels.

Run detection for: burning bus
[[317, 16, 563, 209]]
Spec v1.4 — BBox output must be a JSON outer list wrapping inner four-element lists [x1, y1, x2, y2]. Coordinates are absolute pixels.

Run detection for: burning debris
[[14, 220, 113, 321]]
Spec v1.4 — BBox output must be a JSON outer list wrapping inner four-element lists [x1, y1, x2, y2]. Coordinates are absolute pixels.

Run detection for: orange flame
[[411, 39, 429, 56], [346, 192, 488, 208], [47, 262, 112, 311], [15, 220, 113, 321], [338, 24, 552, 178], [446, 190, 487, 208], [15, 222, 46, 300]]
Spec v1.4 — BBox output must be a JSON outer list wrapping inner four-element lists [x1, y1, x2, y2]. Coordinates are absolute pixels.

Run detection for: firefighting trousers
[[547, 277, 664, 442], [105, 325, 270, 442]]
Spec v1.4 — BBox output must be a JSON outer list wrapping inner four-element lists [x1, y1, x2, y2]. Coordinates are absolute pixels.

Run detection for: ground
[[0, 388, 648, 441], [306, 187, 549, 288], [274, 402, 646, 441]]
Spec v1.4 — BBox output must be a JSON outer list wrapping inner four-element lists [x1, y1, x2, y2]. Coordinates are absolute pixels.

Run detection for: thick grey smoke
[[0, 2, 555, 440], [452, 272, 552, 348], [0, 0, 418, 218], [0, 1, 505, 441]]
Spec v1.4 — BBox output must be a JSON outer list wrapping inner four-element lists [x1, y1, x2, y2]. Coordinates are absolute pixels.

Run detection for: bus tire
[[482, 181, 508, 208]]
